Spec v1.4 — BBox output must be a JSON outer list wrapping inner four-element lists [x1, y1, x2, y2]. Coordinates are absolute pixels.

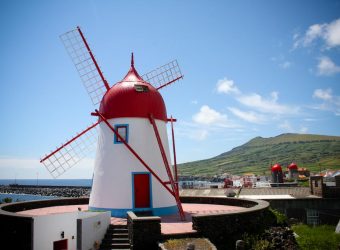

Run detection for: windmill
[[40, 27, 185, 220]]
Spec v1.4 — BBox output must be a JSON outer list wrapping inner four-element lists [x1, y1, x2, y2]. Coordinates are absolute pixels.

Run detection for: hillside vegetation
[[178, 133, 340, 176]]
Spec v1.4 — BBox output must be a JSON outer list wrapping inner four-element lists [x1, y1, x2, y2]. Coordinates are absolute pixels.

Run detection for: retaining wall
[[0, 198, 89, 250], [0, 197, 271, 250], [181, 196, 273, 249], [127, 211, 161, 250]]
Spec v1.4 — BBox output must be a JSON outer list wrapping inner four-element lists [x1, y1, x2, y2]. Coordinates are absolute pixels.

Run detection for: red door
[[53, 239, 68, 250], [133, 173, 150, 208]]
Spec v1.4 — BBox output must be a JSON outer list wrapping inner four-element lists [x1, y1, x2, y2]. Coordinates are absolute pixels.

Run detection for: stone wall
[[0, 197, 89, 213], [180, 196, 273, 249], [0, 197, 271, 250], [0, 198, 89, 250], [267, 198, 340, 225], [127, 211, 161, 250], [0, 213, 33, 250], [126, 198, 270, 250]]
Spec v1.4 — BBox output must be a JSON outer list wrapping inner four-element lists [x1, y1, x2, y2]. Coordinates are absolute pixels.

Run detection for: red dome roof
[[271, 163, 282, 172], [99, 57, 167, 121], [288, 163, 298, 170]]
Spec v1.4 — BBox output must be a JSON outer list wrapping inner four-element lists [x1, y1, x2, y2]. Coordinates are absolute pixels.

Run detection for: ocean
[[0, 179, 92, 187], [0, 193, 58, 202], [0, 179, 92, 202]]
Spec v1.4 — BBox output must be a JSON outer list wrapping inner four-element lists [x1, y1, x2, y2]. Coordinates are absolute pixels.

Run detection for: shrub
[[253, 239, 272, 250], [269, 208, 288, 226], [242, 233, 273, 250], [2, 197, 13, 203]]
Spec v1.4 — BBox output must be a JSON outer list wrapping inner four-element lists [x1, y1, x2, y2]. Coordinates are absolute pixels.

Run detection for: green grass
[[178, 133, 340, 176], [292, 224, 340, 250]]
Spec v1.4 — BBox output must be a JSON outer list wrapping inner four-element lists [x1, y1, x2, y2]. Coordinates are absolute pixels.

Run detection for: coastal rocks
[[0, 185, 90, 198]]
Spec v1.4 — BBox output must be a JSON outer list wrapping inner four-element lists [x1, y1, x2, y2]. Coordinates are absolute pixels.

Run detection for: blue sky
[[1, 0, 340, 179]]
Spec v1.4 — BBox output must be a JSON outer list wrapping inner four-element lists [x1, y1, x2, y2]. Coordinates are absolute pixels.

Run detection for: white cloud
[[313, 88, 333, 101], [271, 91, 279, 102], [294, 18, 340, 49], [300, 127, 308, 134], [317, 57, 340, 76], [293, 32, 299, 41], [236, 92, 298, 115], [228, 107, 265, 124], [175, 120, 240, 142], [324, 18, 340, 47], [216, 78, 240, 94], [180, 105, 240, 141], [278, 121, 308, 134], [279, 61, 292, 69], [191, 129, 208, 141], [304, 24, 325, 46], [312, 88, 340, 116], [216, 77, 299, 120], [193, 105, 228, 126], [304, 118, 318, 122], [278, 120, 293, 132]]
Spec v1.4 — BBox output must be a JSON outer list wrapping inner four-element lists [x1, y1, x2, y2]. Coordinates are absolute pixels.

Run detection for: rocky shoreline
[[0, 185, 90, 198]]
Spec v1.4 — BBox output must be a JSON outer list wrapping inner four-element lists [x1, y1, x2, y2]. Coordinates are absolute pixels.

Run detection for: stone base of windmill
[[7, 196, 270, 249], [16, 202, 247, 234]]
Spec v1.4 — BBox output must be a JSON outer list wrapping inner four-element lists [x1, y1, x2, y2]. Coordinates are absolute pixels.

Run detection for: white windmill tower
[[40, 27, 185, 220]]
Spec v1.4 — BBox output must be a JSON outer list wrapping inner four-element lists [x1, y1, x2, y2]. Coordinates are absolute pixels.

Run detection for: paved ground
[[17, 203, 246, 235], [180, 187, 313, 199], [160, 203, 246, 235]]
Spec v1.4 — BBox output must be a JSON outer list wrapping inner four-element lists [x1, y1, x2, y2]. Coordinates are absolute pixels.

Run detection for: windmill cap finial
[[131, 52, 134, 67]]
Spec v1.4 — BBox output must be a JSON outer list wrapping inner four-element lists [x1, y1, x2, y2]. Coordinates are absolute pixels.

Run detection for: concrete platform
[[17, 203, 246, 235]]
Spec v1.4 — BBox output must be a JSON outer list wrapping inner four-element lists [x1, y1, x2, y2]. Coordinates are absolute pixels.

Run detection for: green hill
[[178, 133, 340, 176]]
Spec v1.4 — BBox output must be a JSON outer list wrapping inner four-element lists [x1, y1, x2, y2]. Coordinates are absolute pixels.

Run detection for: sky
[[0, 0, 340, 179]]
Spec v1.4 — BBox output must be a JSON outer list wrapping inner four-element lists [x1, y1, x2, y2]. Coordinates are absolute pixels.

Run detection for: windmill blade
[[60, 27, 110, 105], [40, 122, 99, 178], [142, 60, 184, 90]]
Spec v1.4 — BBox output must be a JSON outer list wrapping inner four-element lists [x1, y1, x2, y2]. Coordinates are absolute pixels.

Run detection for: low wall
[[267, 198, 340, 225], [0, 197, 89, 213], [180, 196, 261, 208], [127, 211, 161, 250], [0, 197, 271, 250], [127, 197, 271, 250], [0, 213, 33, 250], [77, 211, 111, 250], [0, 198, 89, 250], [181, 196, 273, 249]]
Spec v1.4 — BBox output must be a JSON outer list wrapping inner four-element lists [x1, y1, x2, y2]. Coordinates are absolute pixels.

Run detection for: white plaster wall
[[78, 211, 111, 250], [90, 117, 176, 209], [33, 212, 78, 250]]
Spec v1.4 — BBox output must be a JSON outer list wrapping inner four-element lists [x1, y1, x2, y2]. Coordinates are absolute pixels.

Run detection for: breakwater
[[0, 185, 90, 198]]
